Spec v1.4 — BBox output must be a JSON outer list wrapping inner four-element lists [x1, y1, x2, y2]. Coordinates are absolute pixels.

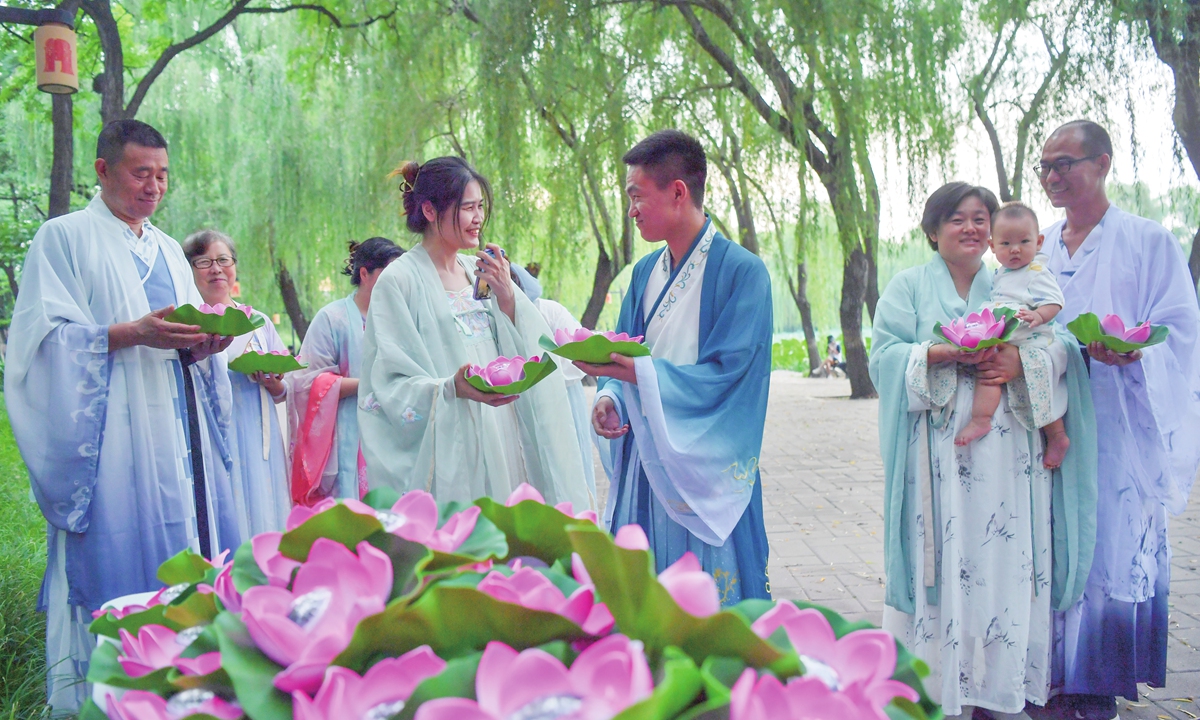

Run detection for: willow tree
[[1, 0, 397, 219], [1125, 0, 1200, 286], [457, 1, 643, 328], [625, 0, 960, 397], [965, 0, 1117, 201]]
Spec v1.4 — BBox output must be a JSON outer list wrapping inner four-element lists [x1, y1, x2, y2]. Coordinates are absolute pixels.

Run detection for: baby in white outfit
[[955, 202, 1071, 469]]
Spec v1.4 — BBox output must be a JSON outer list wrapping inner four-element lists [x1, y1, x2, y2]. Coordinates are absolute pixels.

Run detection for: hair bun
[[391, 160, 421, 192]]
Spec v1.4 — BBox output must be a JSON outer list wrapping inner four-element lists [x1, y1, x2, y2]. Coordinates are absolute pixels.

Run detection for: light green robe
[[869, 254, 1097, 615], [357, 245, 594, 510]]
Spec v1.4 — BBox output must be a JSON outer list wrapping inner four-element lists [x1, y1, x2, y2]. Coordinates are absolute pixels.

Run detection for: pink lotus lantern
[[1099, 314, 1153, 344], [554, 328, 644, 345], [117, 625, 189, 678], [939, 308, 1007, 349], [107, 689, 243, 720], [240, 538, 393, 695], [198, 302, 254, 318], [467, 355, 537, 387], [477, 566, 614, 636], [413, 636, 653, 720], [292, 646, 446, 720]]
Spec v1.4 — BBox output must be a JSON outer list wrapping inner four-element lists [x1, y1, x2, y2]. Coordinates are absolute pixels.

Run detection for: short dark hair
[[343, 237, 404, 285], [992, 201, 1039, 230], [1051, 120, 1113, 159], [920, 182, 999, 250], [96, 119, 167, 164], [393, 157, 493, 236], [182, 229, 236, 262], [622, 130, 707, 209]]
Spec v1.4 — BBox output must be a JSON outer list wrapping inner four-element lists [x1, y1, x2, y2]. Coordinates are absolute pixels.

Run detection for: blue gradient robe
[[598, 222, 772, 604]]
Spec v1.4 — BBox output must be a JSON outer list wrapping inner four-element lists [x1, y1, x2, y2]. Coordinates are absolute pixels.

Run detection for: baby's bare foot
[[955, 417, 992, 446], [1043, 431, 1070, 469]]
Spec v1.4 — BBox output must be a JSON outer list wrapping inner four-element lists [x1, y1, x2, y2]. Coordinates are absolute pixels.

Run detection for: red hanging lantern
[[35, 20, 78, 94]]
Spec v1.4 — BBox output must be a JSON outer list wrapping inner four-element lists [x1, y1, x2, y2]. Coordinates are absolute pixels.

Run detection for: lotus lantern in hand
[[940, 308, 1008, 350], [467, 355, 537, 388], [1099, 314, 1153, 344], [553, 328, 644, 346]]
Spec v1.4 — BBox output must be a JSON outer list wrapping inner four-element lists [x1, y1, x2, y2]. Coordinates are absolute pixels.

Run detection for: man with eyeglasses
[[3, 119, 244, 714], [1037, 120, 1200, 720]]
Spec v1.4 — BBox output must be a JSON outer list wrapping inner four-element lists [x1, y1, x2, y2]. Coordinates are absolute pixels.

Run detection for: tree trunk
[[276, 261, 309, 341], [1190, 225, 1200, 288], [840, 247, 876, 398], [864, 233, 879, 321], [790, 260, 822, 374], [580, 251, 615, 329], [1, 262, 18, 299], [49, 93, 74, 218]]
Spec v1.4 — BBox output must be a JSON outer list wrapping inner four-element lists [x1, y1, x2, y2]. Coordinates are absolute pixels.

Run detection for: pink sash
[[290, 372, 341, 506]]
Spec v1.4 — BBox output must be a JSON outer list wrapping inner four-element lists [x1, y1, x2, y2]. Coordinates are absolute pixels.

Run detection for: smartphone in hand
[[473, 247, 506, 300]]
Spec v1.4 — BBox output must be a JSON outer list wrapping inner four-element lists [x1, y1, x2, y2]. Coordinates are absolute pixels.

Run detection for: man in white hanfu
[[4, 120, 244, 715], [580, 130, 772, 605], [1038, 120, 1200, 719]]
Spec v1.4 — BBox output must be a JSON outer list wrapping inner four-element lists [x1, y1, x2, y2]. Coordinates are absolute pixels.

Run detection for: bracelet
[[269, 384, 287, 401]]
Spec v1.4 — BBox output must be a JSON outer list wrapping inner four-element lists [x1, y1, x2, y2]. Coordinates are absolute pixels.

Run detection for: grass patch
[[0, 394, 50, 718]]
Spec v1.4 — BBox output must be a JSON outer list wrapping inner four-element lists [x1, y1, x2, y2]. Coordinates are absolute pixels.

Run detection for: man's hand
[[575, 353, 638, 385], [109, 306, 210, 351], [976, 343, 1023, 386], [252, 371, 286, 399], [189, 334, 234, 363], [453, 364, 519, 407], [592, 396, 629, 439], [1087, 341, 1143, 367]]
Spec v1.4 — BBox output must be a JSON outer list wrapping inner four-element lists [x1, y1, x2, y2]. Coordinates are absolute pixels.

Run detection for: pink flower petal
[[1100, 313, 1128, 338], [658, 552, 720, 617], [118, 625, 186, 678], [174, 651, 223, 677], [251, 532, 301, 587], [427, 505, 481, 553], [505, 483, 547, 506], [1125, 321, 1152, 344], [613, 524, 650, 551]]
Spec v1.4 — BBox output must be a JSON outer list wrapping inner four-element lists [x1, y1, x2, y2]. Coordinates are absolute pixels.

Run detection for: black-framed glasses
[[191, 255, 236, 269], [1034, 154, 1101, 178]]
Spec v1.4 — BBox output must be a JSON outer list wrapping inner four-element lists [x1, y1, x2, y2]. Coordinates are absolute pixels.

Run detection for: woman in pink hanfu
[[288, 238, 403, 506]]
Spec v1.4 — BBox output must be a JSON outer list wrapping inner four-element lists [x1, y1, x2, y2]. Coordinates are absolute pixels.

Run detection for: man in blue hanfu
[[1037, 120, 1200, 720], [578, 129, 772, 604], [5, 120, 245, 715]]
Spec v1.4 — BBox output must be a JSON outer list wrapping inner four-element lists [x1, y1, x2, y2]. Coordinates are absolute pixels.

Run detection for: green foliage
[[772, 338, 811, 374], [0, 395, 49, 717]]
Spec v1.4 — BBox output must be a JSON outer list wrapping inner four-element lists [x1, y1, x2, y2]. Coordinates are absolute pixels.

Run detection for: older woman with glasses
[[184, 230, 291, 533]]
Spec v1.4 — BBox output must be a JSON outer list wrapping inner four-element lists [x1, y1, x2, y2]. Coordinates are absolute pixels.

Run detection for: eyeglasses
[[191, 255, 236, 269], [1034, 155, 1101, 178]]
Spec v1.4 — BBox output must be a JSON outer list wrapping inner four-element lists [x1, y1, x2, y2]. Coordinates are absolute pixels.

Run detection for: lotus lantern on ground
[[292, 646, 446, 720], [106, 689, 243, 720], [413, 637, 653, 720], [1099, 314, 1153, 344], [240, 538, 393, 695]]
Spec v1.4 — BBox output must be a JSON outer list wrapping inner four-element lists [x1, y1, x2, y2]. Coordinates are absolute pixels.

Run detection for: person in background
[[357, 157, 591, 509], [511, 263, 597, 499], [1037, 120, 1200, 720], [5, 119, 242, 713], [289, 238, 403, 505], [185, 229, 291, 533]]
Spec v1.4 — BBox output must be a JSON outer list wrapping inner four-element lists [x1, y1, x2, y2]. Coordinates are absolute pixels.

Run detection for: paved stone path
[[753, 373, 1200, 720]]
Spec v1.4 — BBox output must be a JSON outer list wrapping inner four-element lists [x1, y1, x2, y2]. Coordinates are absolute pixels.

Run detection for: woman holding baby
[[870, 182, 1098, 719]]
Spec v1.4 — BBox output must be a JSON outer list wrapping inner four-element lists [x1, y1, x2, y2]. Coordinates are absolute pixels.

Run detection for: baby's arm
[[1017, 304, 1061, 328]]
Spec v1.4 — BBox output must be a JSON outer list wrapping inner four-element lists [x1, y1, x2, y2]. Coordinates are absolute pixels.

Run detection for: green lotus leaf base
[[539, 333, 651, 364], [167, 304, 265, 337], [228, 351, 307, 375], [465, 354, 558, 395], [1066, 312, 1170, 354]]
